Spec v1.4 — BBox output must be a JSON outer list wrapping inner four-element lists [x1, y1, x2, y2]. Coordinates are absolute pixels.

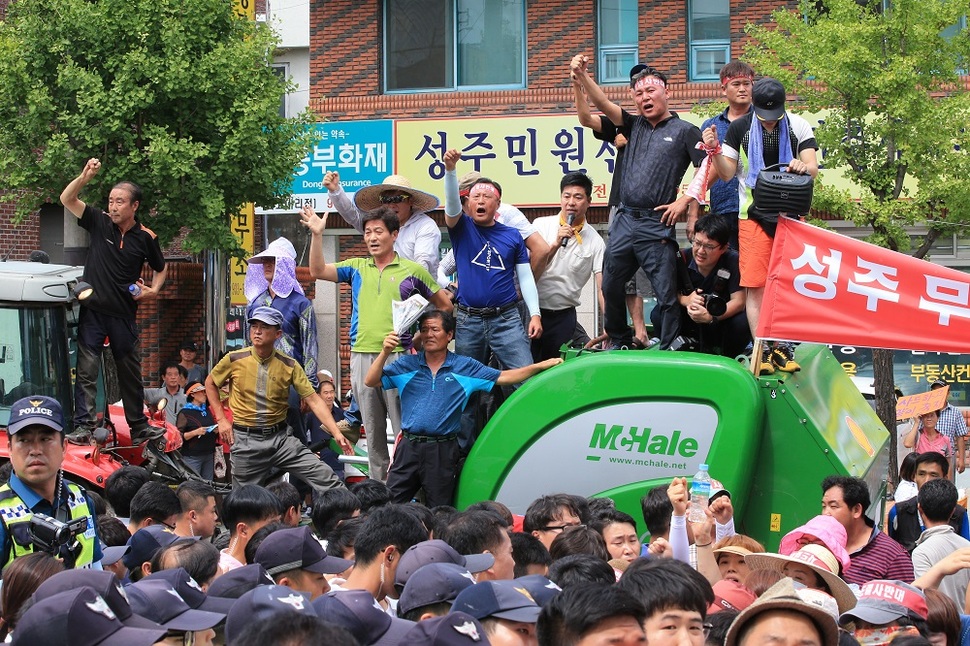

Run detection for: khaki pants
[[231, 429, 343, 492]]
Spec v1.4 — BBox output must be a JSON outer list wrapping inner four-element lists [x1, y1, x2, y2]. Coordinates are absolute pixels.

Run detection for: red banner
[[758, 218, 970, 353]]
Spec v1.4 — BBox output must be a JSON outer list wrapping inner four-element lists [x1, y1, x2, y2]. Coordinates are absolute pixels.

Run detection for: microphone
[[561, 213, 576, 248]]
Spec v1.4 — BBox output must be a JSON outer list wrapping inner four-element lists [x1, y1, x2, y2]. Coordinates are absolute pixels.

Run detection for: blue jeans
[[182, 452, 215, 481], [455, 305, 533, 452]]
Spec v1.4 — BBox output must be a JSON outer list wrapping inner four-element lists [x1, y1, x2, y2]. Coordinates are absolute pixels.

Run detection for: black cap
[[206, 563, 275, 599], [254, 526, 353, 576], [145, 566, 236, 614], [313, 590, 415, 646], [7, 395, 64, 434], [224, 585, 316, 644], [403, 611, 488, 645], [13, 588, 167, 646], [451, 581, 541, 623], [126, 579, 225, 632], [398, 563, 477, 616], [180, 340, 199, 352], [33, 570, 162, 630], [395, 539, 494, 590], [513, 575, 562, 608], [122, 524, 182, 570], [753, 77, 786, 121]]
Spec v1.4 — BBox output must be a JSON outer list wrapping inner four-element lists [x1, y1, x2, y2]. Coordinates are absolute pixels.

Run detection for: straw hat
[[745, 545, 857, 614], [354, 175, 440, 213], [724, 578, 839, 646]]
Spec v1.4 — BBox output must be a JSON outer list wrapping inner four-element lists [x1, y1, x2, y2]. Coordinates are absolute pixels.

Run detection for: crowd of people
[[6, 53, 967, 646]]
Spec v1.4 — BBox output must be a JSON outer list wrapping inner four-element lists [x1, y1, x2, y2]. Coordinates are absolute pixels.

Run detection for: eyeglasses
[[540, 523, 586, 533], [380, 194, 411, 204], [692, 240, 722, 252], [157, 519, 177, 531]]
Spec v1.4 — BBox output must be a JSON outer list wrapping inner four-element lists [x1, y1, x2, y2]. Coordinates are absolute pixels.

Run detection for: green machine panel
[[455, 351, 764, 525]]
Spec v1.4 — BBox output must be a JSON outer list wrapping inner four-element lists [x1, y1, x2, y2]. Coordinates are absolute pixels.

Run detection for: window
[[688, 0, 730, 81], [271, 64, 288, 118], [597, 0, 639, 84], [384, 0, 525, 92]]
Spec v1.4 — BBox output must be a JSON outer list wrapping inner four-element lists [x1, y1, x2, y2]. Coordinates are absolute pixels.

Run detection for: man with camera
[[651, 215, 749, 358], [0, 396, 102, 570]]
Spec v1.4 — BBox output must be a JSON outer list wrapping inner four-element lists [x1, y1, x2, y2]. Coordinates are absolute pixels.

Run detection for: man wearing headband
[[696, 60, 755, 250], [571, 55, 708, 351], [441, 149, 544, 452], [323, 170, 442, 276]]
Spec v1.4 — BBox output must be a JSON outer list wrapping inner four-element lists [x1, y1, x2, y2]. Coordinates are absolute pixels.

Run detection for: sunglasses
[[380, 194, 411, 204]]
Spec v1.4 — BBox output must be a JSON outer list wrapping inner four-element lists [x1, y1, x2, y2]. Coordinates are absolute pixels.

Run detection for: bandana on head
[[469, 183, 499, 198], [634, 75, 666, 91], [722, 74, 754, 85], [244, 244, 305, 303]]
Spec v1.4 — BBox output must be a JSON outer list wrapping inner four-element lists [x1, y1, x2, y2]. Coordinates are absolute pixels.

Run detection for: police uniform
[[209, 308, 344, 492], [0, 395, 101, 571]]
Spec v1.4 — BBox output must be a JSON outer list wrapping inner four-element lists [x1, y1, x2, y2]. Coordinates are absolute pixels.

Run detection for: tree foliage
[[0, 0, 314, 253], [744, 0, 970, 255]]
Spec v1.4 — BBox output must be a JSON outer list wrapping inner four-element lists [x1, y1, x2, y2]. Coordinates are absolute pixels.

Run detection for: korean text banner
[[758, 218, 970, 353]]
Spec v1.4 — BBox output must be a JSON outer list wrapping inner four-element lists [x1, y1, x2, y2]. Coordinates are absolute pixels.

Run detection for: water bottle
[[688, 463, 711, 523], [128, 283, 142, 298]]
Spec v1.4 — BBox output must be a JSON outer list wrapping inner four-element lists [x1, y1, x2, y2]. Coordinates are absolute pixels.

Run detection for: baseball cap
[[839, 580, 928, 626], [708, 580, 757, 614], [32, 570, 162, 630], [629, 63, 647, 80], [398, 562, 477, 616], [122, 524, 182, 570], [753, 77, 787, 121], [126, 579, 225, 632], [395, 539, 494, 591], [402, 611, 488, 645], [249, 237, 297, 263], [709, 478, 731, 503], [7, 395, 64, 434], [313, 589, 415, 646], [206, 563, 275, 599], [13, 587, 166, 646], [247, 306, 284, 328], [145, 566, 235, 614], [224, 585, 316, 644], [451, 580, 541, 623], [254, 525, 353, 577], [725, 578, 839, 646], [179, 339, 199, 352], [100, 543, 131, 567], [317, 369, 335, 385], [513, 575, 562, 608], [930, 377, 949, 388]]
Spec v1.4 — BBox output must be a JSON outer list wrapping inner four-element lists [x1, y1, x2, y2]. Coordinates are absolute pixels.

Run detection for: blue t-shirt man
[[449, 214, 529, 309]]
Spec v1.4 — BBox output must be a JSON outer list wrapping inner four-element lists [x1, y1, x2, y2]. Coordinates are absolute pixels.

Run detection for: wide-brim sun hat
[[354, 175, 440, 213], [745, 545, 857, 614]]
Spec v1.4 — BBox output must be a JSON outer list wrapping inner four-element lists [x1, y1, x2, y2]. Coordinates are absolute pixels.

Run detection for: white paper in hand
[[392, 294, 431, 335]]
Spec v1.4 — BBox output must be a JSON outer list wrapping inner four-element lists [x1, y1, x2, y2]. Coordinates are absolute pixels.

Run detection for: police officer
[[205, 306, 353, 491], [0, 396, 102, 570]]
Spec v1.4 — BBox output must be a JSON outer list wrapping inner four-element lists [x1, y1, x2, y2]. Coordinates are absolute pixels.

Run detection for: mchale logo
[[588, 423, 699, 457]]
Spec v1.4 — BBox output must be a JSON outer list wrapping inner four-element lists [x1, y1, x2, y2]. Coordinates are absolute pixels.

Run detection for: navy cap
[[753, 77, 787, 121], [225, 585, 316, 644], [145, 566, 235, 614], [451, 580, 541, 623], [403, 611, 488, 645], [122, 524, 181, 570], [513, 575, 562, 607], [395, 539, 494, 590], [33, 570, 162, 630], [127, 579, 225, 632], [254, 526, 353, 576], [100, 543, 131, 567], [180, 339, 199, 352], [629, 63, 648, 79], [398, 562, 477, 616], [206, 563, 275, 599], [7, 395, 64, 434], [313, 589, 415, 646], [13, 587, 167, 646], [247, 306, 284, 327]]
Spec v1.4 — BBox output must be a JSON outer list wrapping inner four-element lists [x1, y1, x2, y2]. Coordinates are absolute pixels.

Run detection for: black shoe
[[130, 424, 165, 445], [66, 428, 93, 445], [758, 346, 775, 376]]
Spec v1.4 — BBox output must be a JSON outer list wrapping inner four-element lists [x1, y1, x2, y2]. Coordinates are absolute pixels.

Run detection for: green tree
[[743, 0, 970, 481], [0, 0, 314, 253]]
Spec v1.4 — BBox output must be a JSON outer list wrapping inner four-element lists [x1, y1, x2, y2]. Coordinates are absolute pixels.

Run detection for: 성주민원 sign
[[493, 401, 715, 512], [759, 218, 970, 354]]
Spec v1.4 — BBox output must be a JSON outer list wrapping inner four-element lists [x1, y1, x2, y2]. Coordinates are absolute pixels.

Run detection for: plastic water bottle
[[128, 283, 142, 298], [688, 463, 711, 522]]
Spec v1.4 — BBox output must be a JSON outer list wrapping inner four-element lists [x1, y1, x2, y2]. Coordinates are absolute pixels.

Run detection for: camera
[[28, 513, 88, 563], [701, 269, 731, 318]]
